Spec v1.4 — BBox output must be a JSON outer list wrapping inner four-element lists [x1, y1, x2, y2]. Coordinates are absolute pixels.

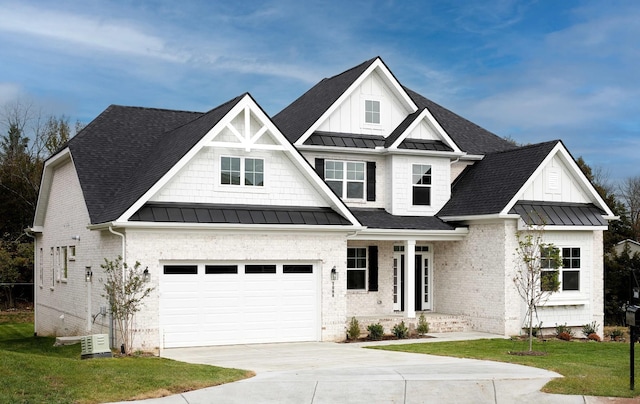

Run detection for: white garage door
[[159, 262, 319, 348]]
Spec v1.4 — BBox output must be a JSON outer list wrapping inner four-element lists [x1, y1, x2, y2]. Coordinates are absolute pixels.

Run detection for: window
[[325, 160, 365, 199], [365, 100, 380, 124], [412, 164, 431, 206], [39, 248, 43, 286], [50, 247, 54, 287], [561, 247, 580, 291], [221, 157, 264, 187], [541, 247, 581, 292], [347, 247, 367, 289], [283, 265, 313, 274], [245, 265, 276, 274], [68, 246, 76, 261], [205, 265, 238, 274], [61, 246, 68, 281], [163, 265, 198, 275]]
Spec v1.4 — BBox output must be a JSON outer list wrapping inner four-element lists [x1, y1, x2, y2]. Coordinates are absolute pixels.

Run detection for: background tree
[[101, 257, 154, 354], [513, 226, 561, 351], [618, 176, 640, 242]]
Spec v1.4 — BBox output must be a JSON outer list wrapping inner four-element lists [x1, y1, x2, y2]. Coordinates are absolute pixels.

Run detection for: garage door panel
[[161, 262, 318, 347]]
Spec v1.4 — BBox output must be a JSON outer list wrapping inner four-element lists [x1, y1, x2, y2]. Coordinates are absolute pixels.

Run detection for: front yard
[[0, 311, 252, 404], [371, 337, 640, 399]]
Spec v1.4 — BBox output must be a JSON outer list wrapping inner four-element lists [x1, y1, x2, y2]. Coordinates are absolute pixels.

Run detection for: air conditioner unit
[[80, 334, 112, 359]]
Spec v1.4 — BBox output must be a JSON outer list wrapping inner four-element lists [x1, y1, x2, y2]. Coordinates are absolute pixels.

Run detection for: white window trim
[[347, 247, 368, 291], [361, 95, 384, 130], [219, 156, 266, 188], [325, 160, 366, 201], [411, 163, 432, 206], [541, 246, 585, 302]]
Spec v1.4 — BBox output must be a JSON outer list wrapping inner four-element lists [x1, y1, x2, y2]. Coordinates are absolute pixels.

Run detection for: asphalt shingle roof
[[438, 140, 560, 217], [66, 95, 243, 224]]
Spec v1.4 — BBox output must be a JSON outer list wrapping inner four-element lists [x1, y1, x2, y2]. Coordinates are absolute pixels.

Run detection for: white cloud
[[0, 82, 22, 103]]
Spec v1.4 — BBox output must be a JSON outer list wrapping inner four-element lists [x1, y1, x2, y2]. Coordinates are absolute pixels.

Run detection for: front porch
[[354, 312, 471, 337]]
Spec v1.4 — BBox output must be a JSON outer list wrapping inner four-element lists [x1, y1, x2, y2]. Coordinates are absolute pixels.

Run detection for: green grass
[[370, 338, 640, 398], [0, 312, 252, 404]]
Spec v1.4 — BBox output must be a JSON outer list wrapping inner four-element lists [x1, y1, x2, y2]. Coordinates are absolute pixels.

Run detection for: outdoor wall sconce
[[331, 266, 338, 281], [143, 268, 150, 283], [71, 235, 81, 241], [85, 267, 92, 282]]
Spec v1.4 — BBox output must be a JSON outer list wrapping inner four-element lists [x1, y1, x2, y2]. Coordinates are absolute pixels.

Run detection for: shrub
[[416, 313, 430, 335], [558, 331, 572, 341], [367, 323, 384, 341], [555, 323, 574, 338], [607, 327, 625, 341], [582, 321, 599, 338], [346, 317, 361, 340], [588, 333, 601, 342], [392, 321, 409, 339]]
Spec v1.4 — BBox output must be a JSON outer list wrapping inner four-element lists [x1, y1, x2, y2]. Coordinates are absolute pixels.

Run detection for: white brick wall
[[35, 159, 120, 339]]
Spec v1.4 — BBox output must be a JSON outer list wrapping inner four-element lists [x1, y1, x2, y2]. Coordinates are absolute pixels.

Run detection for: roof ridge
[[320, 57, 378, 82], [487, 139, 560, 156]]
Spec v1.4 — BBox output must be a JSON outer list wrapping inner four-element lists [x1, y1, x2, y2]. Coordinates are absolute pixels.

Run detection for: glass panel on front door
[[423, 257, 429, 306], [393, 256, 400, 311]]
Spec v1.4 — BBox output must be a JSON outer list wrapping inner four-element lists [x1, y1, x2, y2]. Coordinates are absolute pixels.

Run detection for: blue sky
[[0, 0, 638, 183]]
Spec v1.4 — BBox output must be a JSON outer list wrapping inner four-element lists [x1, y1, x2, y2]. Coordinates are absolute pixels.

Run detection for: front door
[[393, 245, 432, 312]]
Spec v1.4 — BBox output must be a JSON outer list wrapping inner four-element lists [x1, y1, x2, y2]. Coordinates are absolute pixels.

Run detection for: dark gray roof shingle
[[66, 95, 244, 224], [438, 141, 560, 217]]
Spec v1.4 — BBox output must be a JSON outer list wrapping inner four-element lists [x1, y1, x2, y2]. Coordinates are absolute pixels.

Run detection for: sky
[[0, 0, 638, 184]]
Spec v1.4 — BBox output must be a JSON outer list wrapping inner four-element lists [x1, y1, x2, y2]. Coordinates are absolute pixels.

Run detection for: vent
[[80, 334, 112, 359]]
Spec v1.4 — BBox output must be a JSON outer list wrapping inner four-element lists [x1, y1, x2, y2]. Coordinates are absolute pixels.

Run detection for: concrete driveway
[[110, 332, 608, 403]]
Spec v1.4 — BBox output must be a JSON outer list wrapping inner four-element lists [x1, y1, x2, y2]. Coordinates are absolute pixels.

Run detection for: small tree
[[513, 226, 561, 351], [101, 257, 154, 354]]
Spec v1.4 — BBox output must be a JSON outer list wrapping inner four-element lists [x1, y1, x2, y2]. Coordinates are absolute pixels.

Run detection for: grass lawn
[[0, 311, 252, 404], [370, 337, 640, 399]]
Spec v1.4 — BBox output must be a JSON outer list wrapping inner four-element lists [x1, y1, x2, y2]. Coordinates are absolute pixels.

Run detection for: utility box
[[627, 305, 640, 327], [80, 334, 112, 359]]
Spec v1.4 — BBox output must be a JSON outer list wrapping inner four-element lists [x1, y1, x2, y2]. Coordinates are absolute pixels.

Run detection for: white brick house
[[31, 57, 614, 350]]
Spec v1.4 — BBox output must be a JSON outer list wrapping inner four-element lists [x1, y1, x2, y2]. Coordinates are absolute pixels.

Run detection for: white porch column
[[405, 239, 416, 318]]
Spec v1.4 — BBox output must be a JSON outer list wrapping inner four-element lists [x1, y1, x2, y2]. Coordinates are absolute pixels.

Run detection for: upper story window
[[412, 164, 431, 206], [364, 100, 380, 124], [221, 156, 264, 187], [325, 160, 365, 200]]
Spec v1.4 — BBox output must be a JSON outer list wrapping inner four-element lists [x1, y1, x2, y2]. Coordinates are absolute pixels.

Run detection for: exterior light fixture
[[85, 267, 92, 282], [71, 235, 81, 241], [143, 268, 150, 283], [331, 266, 338, 281]]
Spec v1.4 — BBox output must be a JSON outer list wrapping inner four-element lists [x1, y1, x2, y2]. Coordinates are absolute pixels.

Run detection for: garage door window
[[164, 265, 198, 275], [283, 265, 313, 274], [205, 265, 238, 274], [245, 264, 276, 274]]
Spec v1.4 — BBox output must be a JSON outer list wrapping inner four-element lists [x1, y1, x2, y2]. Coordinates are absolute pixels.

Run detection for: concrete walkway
[[109, 332, 624, 403]]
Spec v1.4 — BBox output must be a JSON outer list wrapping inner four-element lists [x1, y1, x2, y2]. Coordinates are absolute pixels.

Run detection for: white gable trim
[[117, 94, 361, 227], [500, 142, 615, 217], [387, 108, 462, 154], [295, 58, 418, 146], [33, 148, 73, 228]]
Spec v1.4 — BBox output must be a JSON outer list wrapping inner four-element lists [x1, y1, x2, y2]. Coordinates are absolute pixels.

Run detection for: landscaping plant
[[367, 323, 384, 340], [416, 313, 430, 335], [392, 321, 409, 339], [347, 317, 361, 340]]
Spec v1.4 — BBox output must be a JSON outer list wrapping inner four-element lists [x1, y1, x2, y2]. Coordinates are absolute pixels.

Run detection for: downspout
[[108, 226, 126, 349], [24, 229, 36, 336]]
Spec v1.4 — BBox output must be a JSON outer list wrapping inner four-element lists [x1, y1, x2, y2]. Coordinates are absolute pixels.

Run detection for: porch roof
[[509, 201, 607, 226], [350, 208, 456, 230]]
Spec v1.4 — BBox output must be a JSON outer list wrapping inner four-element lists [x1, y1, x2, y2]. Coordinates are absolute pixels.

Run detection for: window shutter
[[366, 161, 376, 201], [368, 245, 378, 291], [315, 158, 325, 178]]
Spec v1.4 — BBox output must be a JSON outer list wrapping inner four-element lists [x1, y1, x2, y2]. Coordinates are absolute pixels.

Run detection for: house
[[612, 239, 640, 256], [31, 57, 615, 350]]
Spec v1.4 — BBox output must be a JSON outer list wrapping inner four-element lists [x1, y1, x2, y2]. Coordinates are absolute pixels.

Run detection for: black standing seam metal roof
[[129, 203, 352, 226], [510, 201, 607, 226], [438, 140, 560, 217]]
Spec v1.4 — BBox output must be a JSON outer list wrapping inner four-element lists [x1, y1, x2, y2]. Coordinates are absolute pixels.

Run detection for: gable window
[[347, 247, 367, 289], [221, 156, 264, 187], [325, 160, 365, 199], [412, 164, 431, 206], [365, 100, 380, 124]]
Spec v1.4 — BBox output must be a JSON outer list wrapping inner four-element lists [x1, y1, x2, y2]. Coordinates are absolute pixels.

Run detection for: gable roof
[[438, 140, 559, 217], [273, 58, 378, 143], [403, 87, 515, 155], [67, 97, 242, 224]]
